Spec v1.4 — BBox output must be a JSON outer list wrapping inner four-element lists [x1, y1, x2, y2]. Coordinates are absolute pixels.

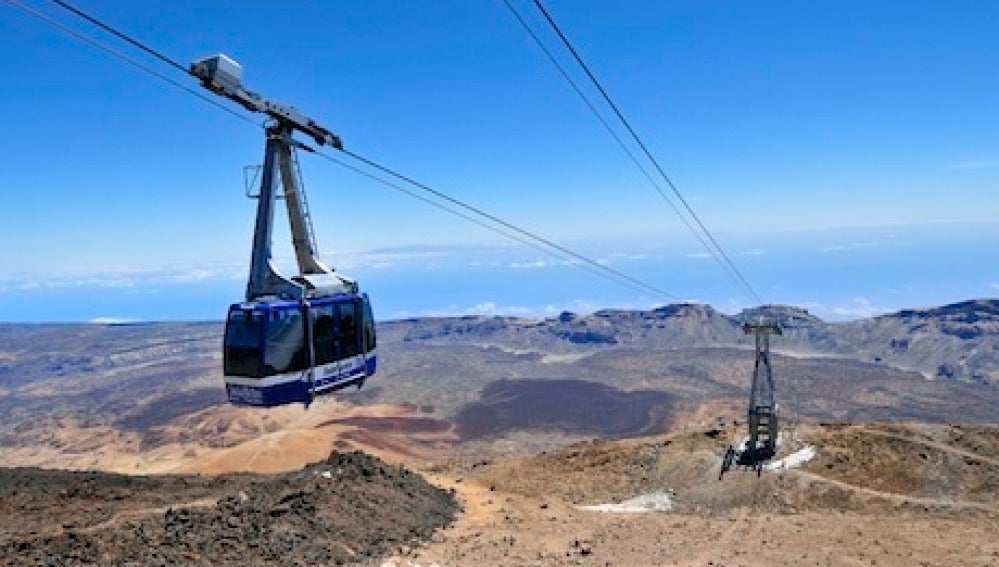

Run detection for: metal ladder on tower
[[290, 146, 320, 259]]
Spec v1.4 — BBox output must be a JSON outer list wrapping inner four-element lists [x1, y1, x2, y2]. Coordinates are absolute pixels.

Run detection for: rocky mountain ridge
[[381, 299, 999, 383], [0, 298, 995, 461]]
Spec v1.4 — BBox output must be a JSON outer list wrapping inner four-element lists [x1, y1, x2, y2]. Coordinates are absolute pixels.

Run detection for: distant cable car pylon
[[720, 316, 782, 478]]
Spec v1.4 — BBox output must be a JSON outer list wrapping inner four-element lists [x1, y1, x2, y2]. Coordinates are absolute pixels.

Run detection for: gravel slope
[[0, 451, 458, 566]]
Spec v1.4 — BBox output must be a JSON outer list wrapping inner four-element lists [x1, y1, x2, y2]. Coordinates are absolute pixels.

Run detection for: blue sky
[[0, 0, 997, 322]]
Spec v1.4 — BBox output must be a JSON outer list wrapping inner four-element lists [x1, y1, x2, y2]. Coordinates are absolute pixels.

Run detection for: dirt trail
[[386, 471, 999, 567], [383, 422, 999, 567], [4, 419, 998, 566], [76, 497, 219, 535], [791, 469, 997, 512], [860, 427, 999, 466]]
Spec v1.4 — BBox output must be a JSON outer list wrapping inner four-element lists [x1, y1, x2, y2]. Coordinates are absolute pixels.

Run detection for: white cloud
[[328, 247, 455, 271], [388, 297, 669, 320], [463, 301, 557, 317], [789, 298, 894, 321], [0, 263, 247, 295], [991, 282, 999, 290], [509, 260, 547, 269], [833, 299, 882, 318], [89, 317, 138, 325], [611, 253, 650, 261], [742, 249, 765, 256], [686, 252, 712, 259], [167, 268, 216, 283], [393, 301, 540, 318], [18, 277, 136, 290], [819, 241, 879, 253], [467, 301, 500, 315]]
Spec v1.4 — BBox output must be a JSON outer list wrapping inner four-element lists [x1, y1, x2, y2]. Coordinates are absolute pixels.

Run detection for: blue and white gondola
[[190, 53, 379, 408], [223, 293, 377, 406]]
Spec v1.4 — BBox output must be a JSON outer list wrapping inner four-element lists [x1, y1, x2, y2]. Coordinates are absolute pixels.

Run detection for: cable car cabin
[[223, 293, 377, 406]]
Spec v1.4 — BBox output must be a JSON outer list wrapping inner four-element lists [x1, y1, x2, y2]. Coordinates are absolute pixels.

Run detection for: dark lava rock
[[0, 451, 458, 566], [553, 330, 618, 345]]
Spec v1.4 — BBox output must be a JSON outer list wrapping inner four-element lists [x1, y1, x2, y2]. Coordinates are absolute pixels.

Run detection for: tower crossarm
[[742, 316, 782, 336], [190, 54, 342, 149]]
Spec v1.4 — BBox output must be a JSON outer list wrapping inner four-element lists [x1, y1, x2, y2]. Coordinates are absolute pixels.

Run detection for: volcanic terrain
[[0, 299, 997, 565]]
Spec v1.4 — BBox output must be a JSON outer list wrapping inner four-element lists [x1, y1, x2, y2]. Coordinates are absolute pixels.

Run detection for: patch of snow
[[540, 353, 592, 364], [734, 435, 751, 452], [772, 349, 852, 360], [734, 430, 784, 454], [474, 343, 535, 356], [765, 445, 817, 471], [578, 492, 673, 513]]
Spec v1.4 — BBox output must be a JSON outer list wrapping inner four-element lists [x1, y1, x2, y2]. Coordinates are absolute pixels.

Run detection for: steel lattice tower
[[743, 317, 781, 466]]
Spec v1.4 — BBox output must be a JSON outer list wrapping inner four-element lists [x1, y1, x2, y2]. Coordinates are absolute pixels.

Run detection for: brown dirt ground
[[0, 400, 457, 475], [3, 408, 998, 566], [383, 422, 999, 567]]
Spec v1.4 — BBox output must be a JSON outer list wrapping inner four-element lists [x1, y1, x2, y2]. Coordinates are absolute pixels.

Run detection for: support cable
[[530, 0, 763, 305], [49, 0, 190, 75], [314, 149, 672, 299], [6, 0, 680, 302], [501, 0, 734, 293], [3, 0, 259, 128], [340, 148, 679, 300]]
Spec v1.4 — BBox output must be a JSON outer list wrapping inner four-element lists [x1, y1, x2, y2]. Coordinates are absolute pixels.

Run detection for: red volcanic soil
[[317, 415, 453, 434]]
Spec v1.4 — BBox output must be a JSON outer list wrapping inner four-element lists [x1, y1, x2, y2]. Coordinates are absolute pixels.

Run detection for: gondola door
[[336, 300, 359, 382], [310, 300, 339, 391]]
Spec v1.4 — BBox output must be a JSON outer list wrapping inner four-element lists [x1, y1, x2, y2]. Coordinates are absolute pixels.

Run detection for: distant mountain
[[743, 300, 999, 383], [0, 299, 997, 470], [382, 299, 999, 383], [835, 299, 999, 383]]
